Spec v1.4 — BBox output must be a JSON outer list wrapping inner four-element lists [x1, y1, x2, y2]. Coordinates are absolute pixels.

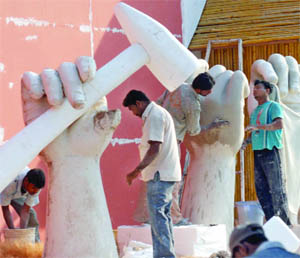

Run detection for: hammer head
[[115, 3, 208, 92]]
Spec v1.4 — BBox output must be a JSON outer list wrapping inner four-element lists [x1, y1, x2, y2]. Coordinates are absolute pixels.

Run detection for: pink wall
[[0, 0, 182, 242]]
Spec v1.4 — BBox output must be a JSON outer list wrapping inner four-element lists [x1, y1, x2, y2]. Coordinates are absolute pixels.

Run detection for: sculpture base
[[117, 224, 227, 257]]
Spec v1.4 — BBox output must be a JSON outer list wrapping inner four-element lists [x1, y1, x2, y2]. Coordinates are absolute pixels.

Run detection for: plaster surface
[[180, 0, 207, 47], [181, 65, 250, 234], [42, 107, 121, 258], [21, 57, 120, 257]]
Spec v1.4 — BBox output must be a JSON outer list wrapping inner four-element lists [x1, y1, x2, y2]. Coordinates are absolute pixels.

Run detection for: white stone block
[[117, 224, 227, 257], [263, 216, 300, 253]]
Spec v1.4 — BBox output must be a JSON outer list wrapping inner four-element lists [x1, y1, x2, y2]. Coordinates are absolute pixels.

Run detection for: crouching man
[[0, 168, 46, 242]]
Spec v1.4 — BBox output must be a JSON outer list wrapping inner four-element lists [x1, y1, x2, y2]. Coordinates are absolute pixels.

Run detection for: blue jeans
[[147, 172, 176, 258], [254, 147, 290, 225]]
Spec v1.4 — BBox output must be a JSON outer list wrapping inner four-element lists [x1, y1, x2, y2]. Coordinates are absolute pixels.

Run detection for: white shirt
[[0, 167, 40, 207], [139, 102, 181, 182]]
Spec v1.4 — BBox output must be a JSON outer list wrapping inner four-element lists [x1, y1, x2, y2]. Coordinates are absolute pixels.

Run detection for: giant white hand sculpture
[[22, 57, 120, 258], [181, 65, 250, 233], [249, 54, 300, 224]]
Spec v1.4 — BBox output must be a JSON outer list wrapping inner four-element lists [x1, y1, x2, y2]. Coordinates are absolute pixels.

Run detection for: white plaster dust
[[79, 25, 91, 33], [25, 35, 38, 40], [3, 16, 181, 38], [6, 17, 51, 27], [110, 138, 141, 146]]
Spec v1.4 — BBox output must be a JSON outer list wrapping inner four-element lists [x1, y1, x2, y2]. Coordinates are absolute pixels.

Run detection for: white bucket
[[2, 228, 35, 243], [236, 201, 265, 225]]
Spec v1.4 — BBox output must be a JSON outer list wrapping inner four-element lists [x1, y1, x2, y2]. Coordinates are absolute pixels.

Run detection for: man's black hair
[[241, 233, 268, 246], [26, 168, 46, 188], [232, 233, 267, 258], [254, 79, 273, 94], [192, 72, 215, 90], [123, 90, 150, 107]]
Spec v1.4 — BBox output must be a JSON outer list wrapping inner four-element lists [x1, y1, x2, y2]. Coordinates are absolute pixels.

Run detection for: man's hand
[[240, 136, 252, 151], [126, 141, 160, 185], [20, 203, 31, 229], [126, 169, 141, 186], [245, 125, 258, 132]]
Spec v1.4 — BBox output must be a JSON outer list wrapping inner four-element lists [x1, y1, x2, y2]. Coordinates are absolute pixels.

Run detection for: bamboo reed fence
[[189, 0, 300, 49]]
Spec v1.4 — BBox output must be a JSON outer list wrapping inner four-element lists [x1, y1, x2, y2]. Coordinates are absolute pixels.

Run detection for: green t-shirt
[[250, 101, 283, 151]]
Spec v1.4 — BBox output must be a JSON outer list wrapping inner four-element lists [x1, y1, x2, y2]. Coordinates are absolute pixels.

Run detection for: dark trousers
[[254, 147, 291, 225]]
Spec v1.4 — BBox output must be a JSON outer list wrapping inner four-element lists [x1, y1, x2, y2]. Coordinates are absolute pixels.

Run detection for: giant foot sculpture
[[181, 65, 250, 233], [249, 54, 300, 224]]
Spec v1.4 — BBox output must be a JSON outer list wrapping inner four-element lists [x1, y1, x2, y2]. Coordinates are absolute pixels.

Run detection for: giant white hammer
[[0, 3, 207, 192]]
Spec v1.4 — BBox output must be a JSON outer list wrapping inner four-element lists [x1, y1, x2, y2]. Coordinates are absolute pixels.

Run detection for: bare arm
[[126, 141, 161, 185], [20, 203, 31, 228], [246, 117, 283, 132], [258, 117, 283, 130], [2, 205, 15, 229]]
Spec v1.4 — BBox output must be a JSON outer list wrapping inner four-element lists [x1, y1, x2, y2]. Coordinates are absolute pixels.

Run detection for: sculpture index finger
[[21, 72, 44, 100]]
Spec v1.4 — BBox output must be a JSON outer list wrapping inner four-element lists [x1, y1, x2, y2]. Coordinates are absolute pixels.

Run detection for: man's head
[[192, 72, 215, 96], [229, 223, 268, 258], [123, 90, 150, 117], [23, 169, 46, 195], [253, 80, 273, 100]]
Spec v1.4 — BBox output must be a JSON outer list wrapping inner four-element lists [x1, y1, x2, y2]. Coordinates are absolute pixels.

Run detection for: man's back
[[139, 101, 181, 182], [249, 241, 300, 258], [158, 83, 201, 142]]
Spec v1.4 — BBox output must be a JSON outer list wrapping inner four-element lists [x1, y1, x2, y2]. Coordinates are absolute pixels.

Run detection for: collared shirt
[[157, 83, 201, 142], [0, 167, 40, 207], [139, 102, 181, 182]]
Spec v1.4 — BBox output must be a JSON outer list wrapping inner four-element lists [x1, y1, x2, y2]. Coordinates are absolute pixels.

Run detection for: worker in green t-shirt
[[243, 79, 290, 225]]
